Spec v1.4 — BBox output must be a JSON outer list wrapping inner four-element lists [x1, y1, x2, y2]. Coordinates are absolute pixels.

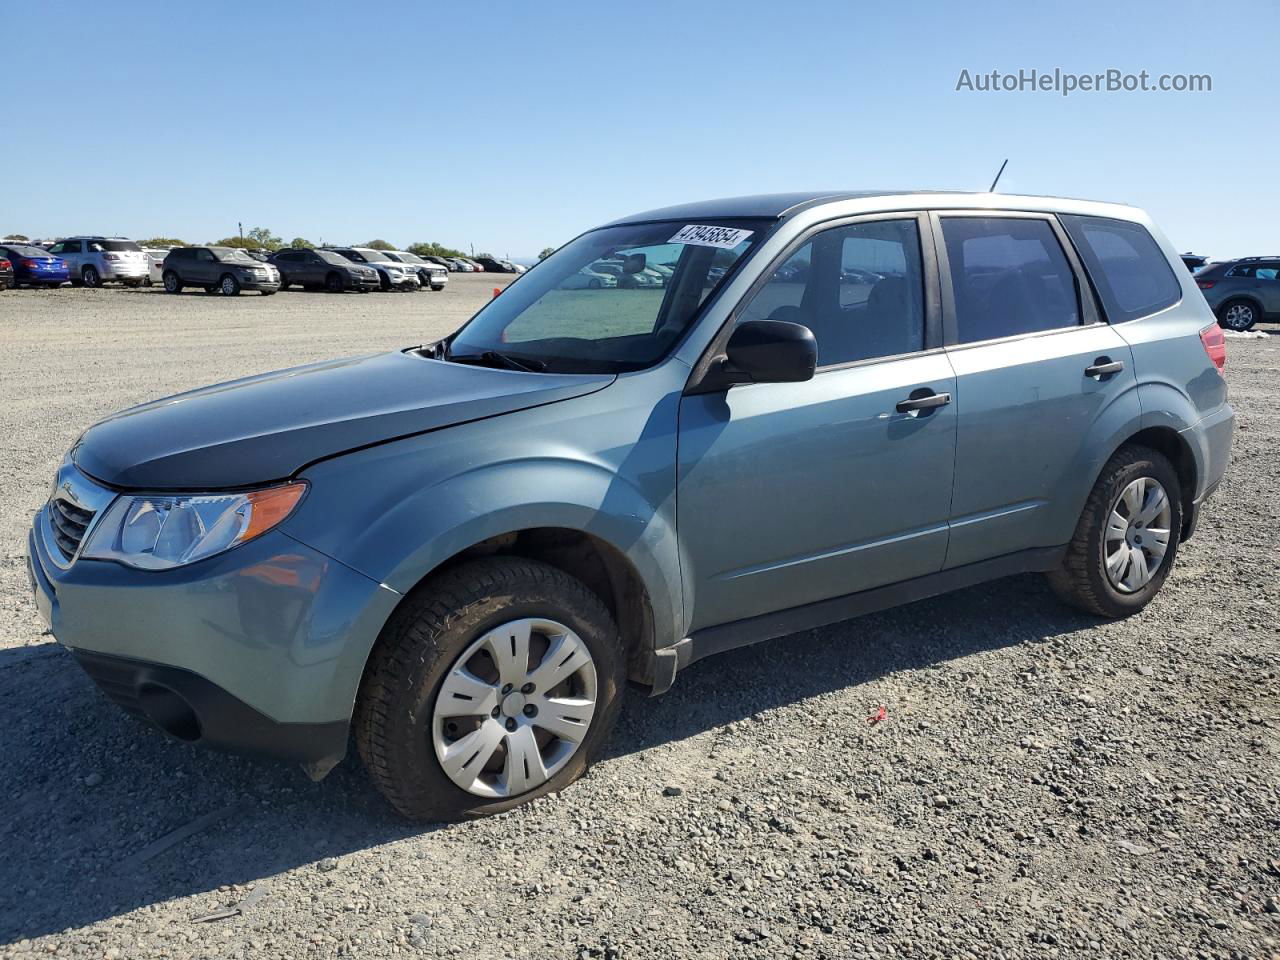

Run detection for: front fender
[[368, 457, 683, 645]]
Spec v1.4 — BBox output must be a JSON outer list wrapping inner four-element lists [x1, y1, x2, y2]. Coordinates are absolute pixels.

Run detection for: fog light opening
[[138, 684, 202, 742]]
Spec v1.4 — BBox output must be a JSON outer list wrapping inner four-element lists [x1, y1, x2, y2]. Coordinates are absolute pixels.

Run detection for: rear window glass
[[4, 245, 51, 258], [1060, 215, 1181, 323], [94, 240, 142, 252]]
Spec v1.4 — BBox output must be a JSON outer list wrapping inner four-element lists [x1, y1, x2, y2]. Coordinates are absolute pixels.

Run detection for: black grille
[[48, 497, 95, 561]]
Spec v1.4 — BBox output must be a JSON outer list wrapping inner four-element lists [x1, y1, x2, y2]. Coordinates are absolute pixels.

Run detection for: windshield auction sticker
[[669, 225, 754, 249]]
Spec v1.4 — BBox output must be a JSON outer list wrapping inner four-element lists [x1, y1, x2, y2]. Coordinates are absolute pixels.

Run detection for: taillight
[[1195, 279, 1215, 290], [0, 259, 10, 269], [22, 259, 38, 268], [103, 253, 120, 261], [1200, 323, 1226, 374]]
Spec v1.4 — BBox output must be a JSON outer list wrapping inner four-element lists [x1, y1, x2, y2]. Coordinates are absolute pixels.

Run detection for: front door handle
[[1085, 358, 1125, 379], [895, 389, 952, 415]]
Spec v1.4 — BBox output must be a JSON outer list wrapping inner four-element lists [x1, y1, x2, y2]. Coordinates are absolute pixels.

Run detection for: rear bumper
[[99, 263, 148, 280], [1179, 402, 1234, 540]]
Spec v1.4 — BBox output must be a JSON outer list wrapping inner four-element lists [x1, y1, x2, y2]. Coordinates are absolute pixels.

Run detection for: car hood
[[73, 351, 614, 490]]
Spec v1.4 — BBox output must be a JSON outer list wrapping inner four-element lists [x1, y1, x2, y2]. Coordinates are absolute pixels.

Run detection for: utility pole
[[238, 222, 244, 240]]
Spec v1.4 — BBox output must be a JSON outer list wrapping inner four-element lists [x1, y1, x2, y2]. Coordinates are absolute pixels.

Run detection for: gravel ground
[[0, 282, 1277, 959]]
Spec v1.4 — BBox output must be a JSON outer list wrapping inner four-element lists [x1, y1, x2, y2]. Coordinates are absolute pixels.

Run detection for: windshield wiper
[[449, 349, 546, 373]]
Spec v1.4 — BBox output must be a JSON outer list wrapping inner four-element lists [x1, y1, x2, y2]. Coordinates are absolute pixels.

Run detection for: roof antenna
[[988, 158, 1009, 192]]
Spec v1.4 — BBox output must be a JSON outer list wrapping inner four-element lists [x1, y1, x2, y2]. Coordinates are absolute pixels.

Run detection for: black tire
[[162, 271, 183, 294], [142, 276, 153, 288], [1217, 298, 1260, 332], [261, 289, 276, 296], [325, 272, 344, 293], [354, 557, 624, 822], [219, 274, 241, 296], [378, 270, 392, 292], [1047, 445, 1182, 618], [82, 266, 100, 288], [431, 284, 445, 292]]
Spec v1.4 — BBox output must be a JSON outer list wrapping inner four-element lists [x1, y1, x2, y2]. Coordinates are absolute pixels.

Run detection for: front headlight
[[81, 482, 306, 570]]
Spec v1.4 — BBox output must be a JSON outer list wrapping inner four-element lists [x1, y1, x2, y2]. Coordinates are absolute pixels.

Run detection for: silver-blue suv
[[27, 191, 1234, 820]]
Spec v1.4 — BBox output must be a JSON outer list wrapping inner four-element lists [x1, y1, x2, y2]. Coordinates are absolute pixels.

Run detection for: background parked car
[[561, 266, 617, 289], [474, 256, 516, 273], [161, 246, 280, 296], [383, 251, 449, 291], [1181, 252, 1210, 272], [142, 247, 170, 286], [326, 248, 419, 290], [269, 248, 380, 292], [0, 243, 69, 288], [446, 257, 474, 272], [421, 255, 455, 271], [47, 237, 148, 287], [0, 255, 12, 291], [1195, 256, 1280, 331]]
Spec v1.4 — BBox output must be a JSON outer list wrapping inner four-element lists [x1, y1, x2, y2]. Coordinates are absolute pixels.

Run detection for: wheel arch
[[385, 526, 660, 689], [1105, 425, 1198, 539]]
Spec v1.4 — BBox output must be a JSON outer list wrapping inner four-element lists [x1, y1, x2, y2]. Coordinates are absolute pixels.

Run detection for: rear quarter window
[[1060, 215, 1182, 323]]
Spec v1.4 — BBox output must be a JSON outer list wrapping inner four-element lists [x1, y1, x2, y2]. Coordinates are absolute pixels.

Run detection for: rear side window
[[940, 217, 1080, 344], [1060, 215, 1181, 323]]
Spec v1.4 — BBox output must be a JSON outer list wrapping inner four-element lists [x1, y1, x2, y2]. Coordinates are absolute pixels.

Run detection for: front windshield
[[397, 252, 423, 263], [448, 219, 766, 373], [317, 250, 351, 266], [211, 247, 254, 261], [355, 249, 392, 263]]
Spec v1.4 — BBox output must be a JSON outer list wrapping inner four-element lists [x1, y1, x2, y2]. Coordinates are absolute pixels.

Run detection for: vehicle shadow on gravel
[[0, 573, 1095, 944]]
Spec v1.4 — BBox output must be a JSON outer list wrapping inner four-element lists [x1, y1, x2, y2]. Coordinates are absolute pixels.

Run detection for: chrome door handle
[[1085, 359, 1124, 379], [895, 390, 952, 414]]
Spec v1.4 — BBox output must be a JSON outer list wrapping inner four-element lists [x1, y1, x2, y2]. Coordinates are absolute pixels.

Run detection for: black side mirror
[[691, 319, 817, 393]]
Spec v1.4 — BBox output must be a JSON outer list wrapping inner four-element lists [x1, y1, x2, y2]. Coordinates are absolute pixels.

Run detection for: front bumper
[[239, 277, 281, 292], [28, 514, 401, 766], [347, 274, 381, 291]]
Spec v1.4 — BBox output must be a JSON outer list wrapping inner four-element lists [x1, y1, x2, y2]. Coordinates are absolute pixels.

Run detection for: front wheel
[[163, 271, 183, 294], [1047, 445, 1182, 618], [219, 274, 241, 296], [355, 557, 624, 821], [82, 266, 101, 288], [1218, 298, 1259, 332], [325, 272, 344, 293]]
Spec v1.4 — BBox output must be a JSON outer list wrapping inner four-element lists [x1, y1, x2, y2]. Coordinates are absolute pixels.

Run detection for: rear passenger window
[[737, 219, 925, 367], [941, 217, 1080, 344], [1060, 215, 1181, 323]]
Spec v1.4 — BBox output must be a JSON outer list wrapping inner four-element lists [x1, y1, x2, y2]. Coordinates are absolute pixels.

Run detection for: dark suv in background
[[270, 248, 380, 292], [1195, 256, 1280, 331], [162, 247, 281, 296]]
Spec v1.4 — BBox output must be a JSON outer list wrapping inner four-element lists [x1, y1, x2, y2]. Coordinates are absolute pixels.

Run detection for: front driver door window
[[677, 215, 958, 631]]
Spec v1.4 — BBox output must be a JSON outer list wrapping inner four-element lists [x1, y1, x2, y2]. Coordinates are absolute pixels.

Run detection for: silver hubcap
[[432, 617, 597, 798], [1104, 477, 1172, 593], [222, 278, 235, 294], [1224, 304, 1253, 328]]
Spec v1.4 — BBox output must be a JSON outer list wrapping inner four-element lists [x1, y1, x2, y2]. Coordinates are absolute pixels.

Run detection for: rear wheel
[[1047, 445, 1182, 618], [162, 271, 183, 294], [432, 284, 445, 292], [1218, 298, 1259, 332], [355, 557, 624, 821], [82, 266, 100, 288], [219, 274, 241, 296], [325, 272, 344, 293]]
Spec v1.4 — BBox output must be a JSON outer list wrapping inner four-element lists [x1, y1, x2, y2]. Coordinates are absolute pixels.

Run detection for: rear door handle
[[895, 389, 952, 414], [1085, 358, 1124, 379]]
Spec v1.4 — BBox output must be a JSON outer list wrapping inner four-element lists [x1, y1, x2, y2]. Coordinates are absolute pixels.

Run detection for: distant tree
[[364, 239, 396, 251], [140, 237, 187, 248], [246, 226, 282, 251], [210, 236, 256, 249], [288, 237, 315, 249], [4, 233, 29, 242], [538, 247, 556, 260], [408, 241, 468, 259], [474, 252, 495, 260]]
